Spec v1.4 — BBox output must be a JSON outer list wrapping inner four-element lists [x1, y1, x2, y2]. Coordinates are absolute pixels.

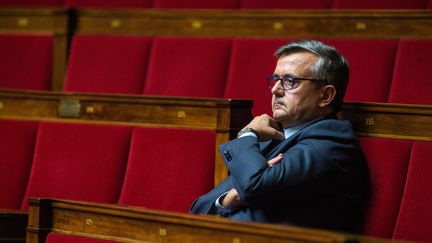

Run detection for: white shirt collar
[[283, 118, 320, 139]]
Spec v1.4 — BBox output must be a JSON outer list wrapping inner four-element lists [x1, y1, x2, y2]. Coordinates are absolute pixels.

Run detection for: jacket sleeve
[[219, 121, 362, 206], [189, 176, 237, 216]]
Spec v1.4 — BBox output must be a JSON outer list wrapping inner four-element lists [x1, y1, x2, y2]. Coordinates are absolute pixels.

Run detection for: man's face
[[271, 51, 326, 128]]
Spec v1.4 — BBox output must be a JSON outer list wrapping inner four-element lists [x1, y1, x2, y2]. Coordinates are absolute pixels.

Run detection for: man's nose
[[271, 80, 284, 96]]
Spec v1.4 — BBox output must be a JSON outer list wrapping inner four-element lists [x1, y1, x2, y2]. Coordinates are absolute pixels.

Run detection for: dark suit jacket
[[190, 116, 370, 232]]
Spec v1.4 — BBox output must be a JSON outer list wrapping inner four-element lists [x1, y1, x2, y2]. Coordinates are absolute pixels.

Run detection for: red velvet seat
[[359, 137, 412, 238], [388, 40, 432, 105], [20, 122, 132, 210], [64, 0, 153, 8], [0, 34, 53, 91], [332, 0, 427, 9], [119, 127, 215, 213], [224, 38, 289, 116], [0, 0, 63, 7], [0, 120, 38, 210], [240, 0, 331, 9], [64, 35, 152, 94], [324, 39, 398, 103], [393, 141, 432, 242], [46, 233, 119, 243], [143, 37, 231, 98], [153, 0, 240, 9]]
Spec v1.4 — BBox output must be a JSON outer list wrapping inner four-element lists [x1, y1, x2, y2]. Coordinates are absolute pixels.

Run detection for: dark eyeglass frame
[[268, 74, 328, 91]]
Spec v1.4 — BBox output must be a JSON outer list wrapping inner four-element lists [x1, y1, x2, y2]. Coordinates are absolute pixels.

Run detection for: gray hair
[[274, 40, 349, 113]]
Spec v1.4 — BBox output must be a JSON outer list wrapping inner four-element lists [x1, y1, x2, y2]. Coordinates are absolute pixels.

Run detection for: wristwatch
[[237, 127, 260, 139]]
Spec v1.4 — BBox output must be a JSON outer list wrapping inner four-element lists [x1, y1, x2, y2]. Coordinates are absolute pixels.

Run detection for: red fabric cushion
[[64, 35, 152, 94], [154, 0, 239, 8], [0, 120, 38, 210], [332, 0, 427, 9], [0, 0, 63, 7], [64, 0, 153, 8], [324, 39, 398, 103], [224, 38, 290, 116], [388, 40, 432, 105], [46, 233, 119, 243], [359, 137, 412, 238], [20, 122, 131, 211], [393, 141, 432, 242], [144, 37, 231, 98], [0, 34, 52, 90], [240, 0, 331, 9], [119, 127, 215, 213]]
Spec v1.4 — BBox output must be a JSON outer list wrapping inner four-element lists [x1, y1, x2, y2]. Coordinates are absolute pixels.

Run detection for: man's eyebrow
[[272, 73, 295, 77]]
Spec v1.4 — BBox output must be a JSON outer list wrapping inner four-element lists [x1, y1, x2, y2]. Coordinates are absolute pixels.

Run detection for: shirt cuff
[[215, 191, 229, 209], [238, 132, 258, 139]]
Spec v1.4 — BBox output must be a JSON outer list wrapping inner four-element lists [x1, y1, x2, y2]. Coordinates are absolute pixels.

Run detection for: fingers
[[268, 153, 283, 167], [272, 129, 285, 141], [246, 114, 284, 141]]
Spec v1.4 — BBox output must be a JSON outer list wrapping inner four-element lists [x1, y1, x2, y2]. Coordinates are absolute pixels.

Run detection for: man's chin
[[272, 110, 284, 121]]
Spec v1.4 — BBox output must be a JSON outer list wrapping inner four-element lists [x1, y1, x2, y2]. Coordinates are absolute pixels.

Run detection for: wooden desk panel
[[76, 9, 432, 39], [0, 89, 253, 185], [341, 102, 432, 141], [27, 198, 389, 243]]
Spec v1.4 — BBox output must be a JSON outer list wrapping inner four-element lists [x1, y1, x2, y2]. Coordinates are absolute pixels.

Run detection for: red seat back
[[332, 0, 427, 9], [359, 137, 412, 238], [0, 120, 38, 210], [64, 0, 153, 8], [46, 233, 119, 243], [388, 40, 432, 105], [64, 35, 152, 94], [144, 37, 231, 98], [240, 0, 331, 9], [119, 127, 215, 213], [393, 141, 432, 242], [325, 39, 398, 103], [224, 38, 289, 116], [20, 122, 132, 210], [0, 0, 63, 7], [0, 34, 53, 91], [153, 0, 239, 8]]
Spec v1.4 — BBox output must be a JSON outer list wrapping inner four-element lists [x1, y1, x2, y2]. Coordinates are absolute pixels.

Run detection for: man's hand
[[268, 153, 284, 167], [245, 114, 284, 141], [221, 188, 245, 210]]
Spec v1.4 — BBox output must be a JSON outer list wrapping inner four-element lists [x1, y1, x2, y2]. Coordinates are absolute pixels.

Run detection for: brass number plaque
[[85, 218, 93, 226], [365, 117, 375, 126], [177, 111, 186, 118], [159, 228, 167, 236]]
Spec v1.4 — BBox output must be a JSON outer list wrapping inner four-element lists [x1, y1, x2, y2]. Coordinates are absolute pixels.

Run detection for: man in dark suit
[[189, 40, 370, 232]]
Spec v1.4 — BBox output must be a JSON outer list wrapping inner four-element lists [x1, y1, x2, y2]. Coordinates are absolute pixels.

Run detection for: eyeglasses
[[268, 74, 328, 91]]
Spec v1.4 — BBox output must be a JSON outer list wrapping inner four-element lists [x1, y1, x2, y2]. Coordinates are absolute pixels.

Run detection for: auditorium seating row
[[1, 34, 432, 116], [1, 99, 432, 242], [2, 0, 432, 9], [0, 119, 217, 213]]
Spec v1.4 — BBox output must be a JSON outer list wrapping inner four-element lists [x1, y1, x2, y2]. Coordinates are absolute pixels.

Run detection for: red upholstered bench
[[0, 119, 38, 210], [20, 122, 132, 210], [64, 35, 152, 94], [388, 39, 432, 105], [0, 34, 53, 91], [143, 37, 231, 98], [359, 137, 412, 238], [119, 127, 216, 213]]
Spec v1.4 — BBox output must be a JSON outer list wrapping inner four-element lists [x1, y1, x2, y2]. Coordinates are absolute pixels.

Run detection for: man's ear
[[318, 85, 336, 108]]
